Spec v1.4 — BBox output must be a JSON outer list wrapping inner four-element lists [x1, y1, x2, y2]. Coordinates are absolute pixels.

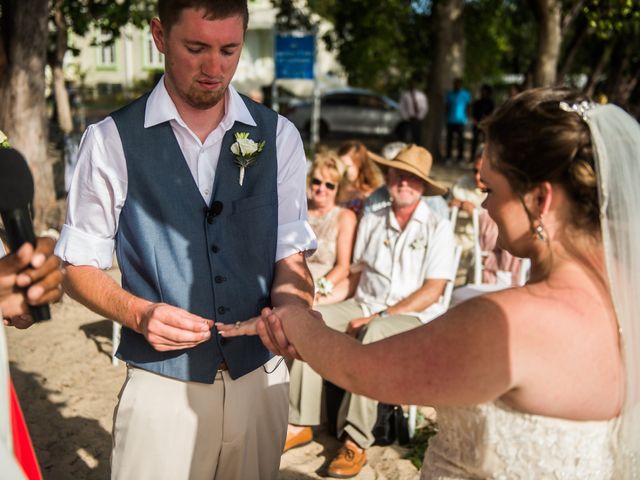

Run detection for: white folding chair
[[441, 245, 463, 310], [517, 258, 531, 287], [112, 322, 121, 366], [448, 205, 459, 235], [408, 244, 463, 438], [472, 207, 530, 287], [472, 208, 483, 285]]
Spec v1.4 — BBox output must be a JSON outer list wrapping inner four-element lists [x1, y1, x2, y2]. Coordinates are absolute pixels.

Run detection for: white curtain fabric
[[589, 104, 640, 478]]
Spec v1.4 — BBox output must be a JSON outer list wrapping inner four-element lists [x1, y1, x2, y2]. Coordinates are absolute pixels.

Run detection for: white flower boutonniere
[[230, 132, 265, 186], [0, 130, 11, 149], [410, 237, 427, 250]]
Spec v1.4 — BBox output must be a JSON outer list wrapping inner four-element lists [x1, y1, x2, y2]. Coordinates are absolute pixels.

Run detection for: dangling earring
[[533, 219, 545, 241]]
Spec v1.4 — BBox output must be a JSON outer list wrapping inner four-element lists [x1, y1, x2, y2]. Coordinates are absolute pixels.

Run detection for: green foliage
[[272, 0, 316, 31], [404, 420, 438, 470], [464, 0, 514, 85], [306, 0, 431, 95], [583, 0, 640, 38], [55, 0, 156, 48], [278, 0, 639, 109]]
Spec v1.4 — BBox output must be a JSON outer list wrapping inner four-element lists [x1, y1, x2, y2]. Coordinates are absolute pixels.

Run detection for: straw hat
[[369, 144, 448, 196]]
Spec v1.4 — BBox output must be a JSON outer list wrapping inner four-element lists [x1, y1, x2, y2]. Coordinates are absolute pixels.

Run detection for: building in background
[[65, 0, 344, 102]]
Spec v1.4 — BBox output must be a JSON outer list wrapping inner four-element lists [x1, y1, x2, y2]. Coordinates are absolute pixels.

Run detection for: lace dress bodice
[[421, 401, 617, 479]]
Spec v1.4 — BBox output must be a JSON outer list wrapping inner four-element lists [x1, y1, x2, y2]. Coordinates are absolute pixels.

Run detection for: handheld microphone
[[0, 148, 51, 321]]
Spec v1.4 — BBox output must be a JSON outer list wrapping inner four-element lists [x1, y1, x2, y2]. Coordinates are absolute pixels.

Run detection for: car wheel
[[303, 120, 330, 140], [394, 122, 410, 142], [319, 120, 329, 139]]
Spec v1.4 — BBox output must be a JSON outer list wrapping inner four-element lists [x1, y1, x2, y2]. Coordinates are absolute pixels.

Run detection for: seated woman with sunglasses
[[307, 153, 357, 305]]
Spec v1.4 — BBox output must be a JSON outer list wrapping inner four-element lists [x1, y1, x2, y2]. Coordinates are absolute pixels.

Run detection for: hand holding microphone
[[0, 148, 64, 323]]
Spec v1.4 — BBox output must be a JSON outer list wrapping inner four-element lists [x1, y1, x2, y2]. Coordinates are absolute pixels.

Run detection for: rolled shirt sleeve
[[274, 116, 317, 261], [54, 119, 128, 269]]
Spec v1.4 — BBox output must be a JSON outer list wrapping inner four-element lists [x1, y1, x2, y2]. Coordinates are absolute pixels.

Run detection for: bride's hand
[[257, 306, 323, 360], [257, 307, 299, 358], [215, 317, 259, 337]]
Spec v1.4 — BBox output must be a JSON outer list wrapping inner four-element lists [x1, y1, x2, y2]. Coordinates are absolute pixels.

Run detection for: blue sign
[[275, 34, 315, 80]]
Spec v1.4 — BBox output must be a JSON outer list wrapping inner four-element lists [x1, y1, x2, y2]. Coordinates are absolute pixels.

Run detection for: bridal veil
[[589, 103, 640, 477]]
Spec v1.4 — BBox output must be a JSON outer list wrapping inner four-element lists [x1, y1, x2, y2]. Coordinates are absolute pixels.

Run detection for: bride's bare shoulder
[[466, 282, 588, 325]]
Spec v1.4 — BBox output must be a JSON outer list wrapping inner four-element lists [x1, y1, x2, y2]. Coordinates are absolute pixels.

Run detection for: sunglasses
[[311, 178, 337, 190]]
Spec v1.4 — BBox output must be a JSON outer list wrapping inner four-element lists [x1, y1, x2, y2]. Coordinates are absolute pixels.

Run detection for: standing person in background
[[445, 77, 472, 164], [399, 76, 428, 146], [471, 84, 495, 162], [306, 152, 358, 305], [55, 1, 316, 479], [337, 140, 385, 217]]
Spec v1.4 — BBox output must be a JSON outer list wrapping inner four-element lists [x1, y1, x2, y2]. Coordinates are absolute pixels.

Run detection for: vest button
[[215, 275, 226, 283], [211, 245, 220, 253], [207, 215, 214, 224], [217, 306, 227, 314]]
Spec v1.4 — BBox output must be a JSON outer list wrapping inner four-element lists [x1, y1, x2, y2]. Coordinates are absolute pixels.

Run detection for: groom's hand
[[135, 303, 214, 352]]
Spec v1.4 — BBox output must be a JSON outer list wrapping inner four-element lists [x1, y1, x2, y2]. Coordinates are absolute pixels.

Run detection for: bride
[[218, 88, 640, 478]]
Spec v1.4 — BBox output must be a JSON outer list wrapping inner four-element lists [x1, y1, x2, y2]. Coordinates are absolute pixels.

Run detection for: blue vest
[[110, 93, 278, 383]]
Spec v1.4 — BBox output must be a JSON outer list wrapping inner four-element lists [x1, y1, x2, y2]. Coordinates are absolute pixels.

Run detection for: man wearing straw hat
[[285, 144, 456, 478]]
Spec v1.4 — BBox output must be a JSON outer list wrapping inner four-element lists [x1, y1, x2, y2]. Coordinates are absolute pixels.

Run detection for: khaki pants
[[111, 356, 289, 480], [288, 300, 421, 448]]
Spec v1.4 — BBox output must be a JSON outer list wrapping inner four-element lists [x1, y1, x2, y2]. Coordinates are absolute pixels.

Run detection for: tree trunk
[[532, 0, 562, 87], [0, 0, 53, 231], [424, 0, 464, 160], [584, 42, 613, 97], [606, 40, 638, 108], [51, 0, 73, 135], [557, 16, 589, 84]]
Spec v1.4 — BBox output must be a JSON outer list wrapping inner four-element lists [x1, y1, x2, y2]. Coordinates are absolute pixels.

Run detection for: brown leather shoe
[[327, 442, 367, 478], [284, 426, 313, 452]]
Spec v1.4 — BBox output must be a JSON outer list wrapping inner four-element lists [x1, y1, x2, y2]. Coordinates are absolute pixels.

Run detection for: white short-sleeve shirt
[[55, 78, 316, 268], [352, 200, 455, 323]]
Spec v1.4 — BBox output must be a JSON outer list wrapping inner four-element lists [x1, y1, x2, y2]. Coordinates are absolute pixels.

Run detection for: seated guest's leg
[[328, 314, 421, 477], [286, 299, 362, 451]]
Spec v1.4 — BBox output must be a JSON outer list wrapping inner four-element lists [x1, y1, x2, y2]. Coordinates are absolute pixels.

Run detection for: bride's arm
[[259, 298, 515, 407]]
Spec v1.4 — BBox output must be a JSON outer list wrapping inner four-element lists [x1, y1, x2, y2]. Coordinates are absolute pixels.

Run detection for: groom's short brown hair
[[158, 0, 249, 33]]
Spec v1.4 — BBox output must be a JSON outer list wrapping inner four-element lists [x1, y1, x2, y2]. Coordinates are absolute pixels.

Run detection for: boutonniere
[[230, 132, 265, 186], [0, 130, 11, 149], [410, 237, 427, 250]]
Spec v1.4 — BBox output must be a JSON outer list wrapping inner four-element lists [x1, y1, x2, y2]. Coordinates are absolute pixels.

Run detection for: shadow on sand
[[9, 363, 112, 480]]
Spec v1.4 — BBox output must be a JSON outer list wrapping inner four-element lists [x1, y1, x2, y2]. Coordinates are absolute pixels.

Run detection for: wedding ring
[[235, 321, 241, 329]]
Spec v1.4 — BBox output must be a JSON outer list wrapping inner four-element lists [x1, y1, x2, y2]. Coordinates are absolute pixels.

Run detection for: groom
[[55, 1, 315, 479]]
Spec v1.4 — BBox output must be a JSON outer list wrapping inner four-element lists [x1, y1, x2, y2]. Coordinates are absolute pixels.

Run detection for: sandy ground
[[6, 293, 423, 480]]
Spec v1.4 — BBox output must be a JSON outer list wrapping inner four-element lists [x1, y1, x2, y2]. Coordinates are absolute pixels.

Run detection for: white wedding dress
[[421, 401, 617, 479]]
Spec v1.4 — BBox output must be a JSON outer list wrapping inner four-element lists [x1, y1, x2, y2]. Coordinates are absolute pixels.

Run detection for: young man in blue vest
[[55, 1, 316, 478]]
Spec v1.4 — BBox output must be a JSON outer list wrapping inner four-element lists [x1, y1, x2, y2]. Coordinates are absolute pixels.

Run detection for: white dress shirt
[[352, 200, 455, 323], [400, 89, 429, 120], [55, 78, 316, 268]]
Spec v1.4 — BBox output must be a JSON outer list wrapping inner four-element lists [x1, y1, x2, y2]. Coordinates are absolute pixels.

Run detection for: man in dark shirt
[[471, 84, 495, 159]]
